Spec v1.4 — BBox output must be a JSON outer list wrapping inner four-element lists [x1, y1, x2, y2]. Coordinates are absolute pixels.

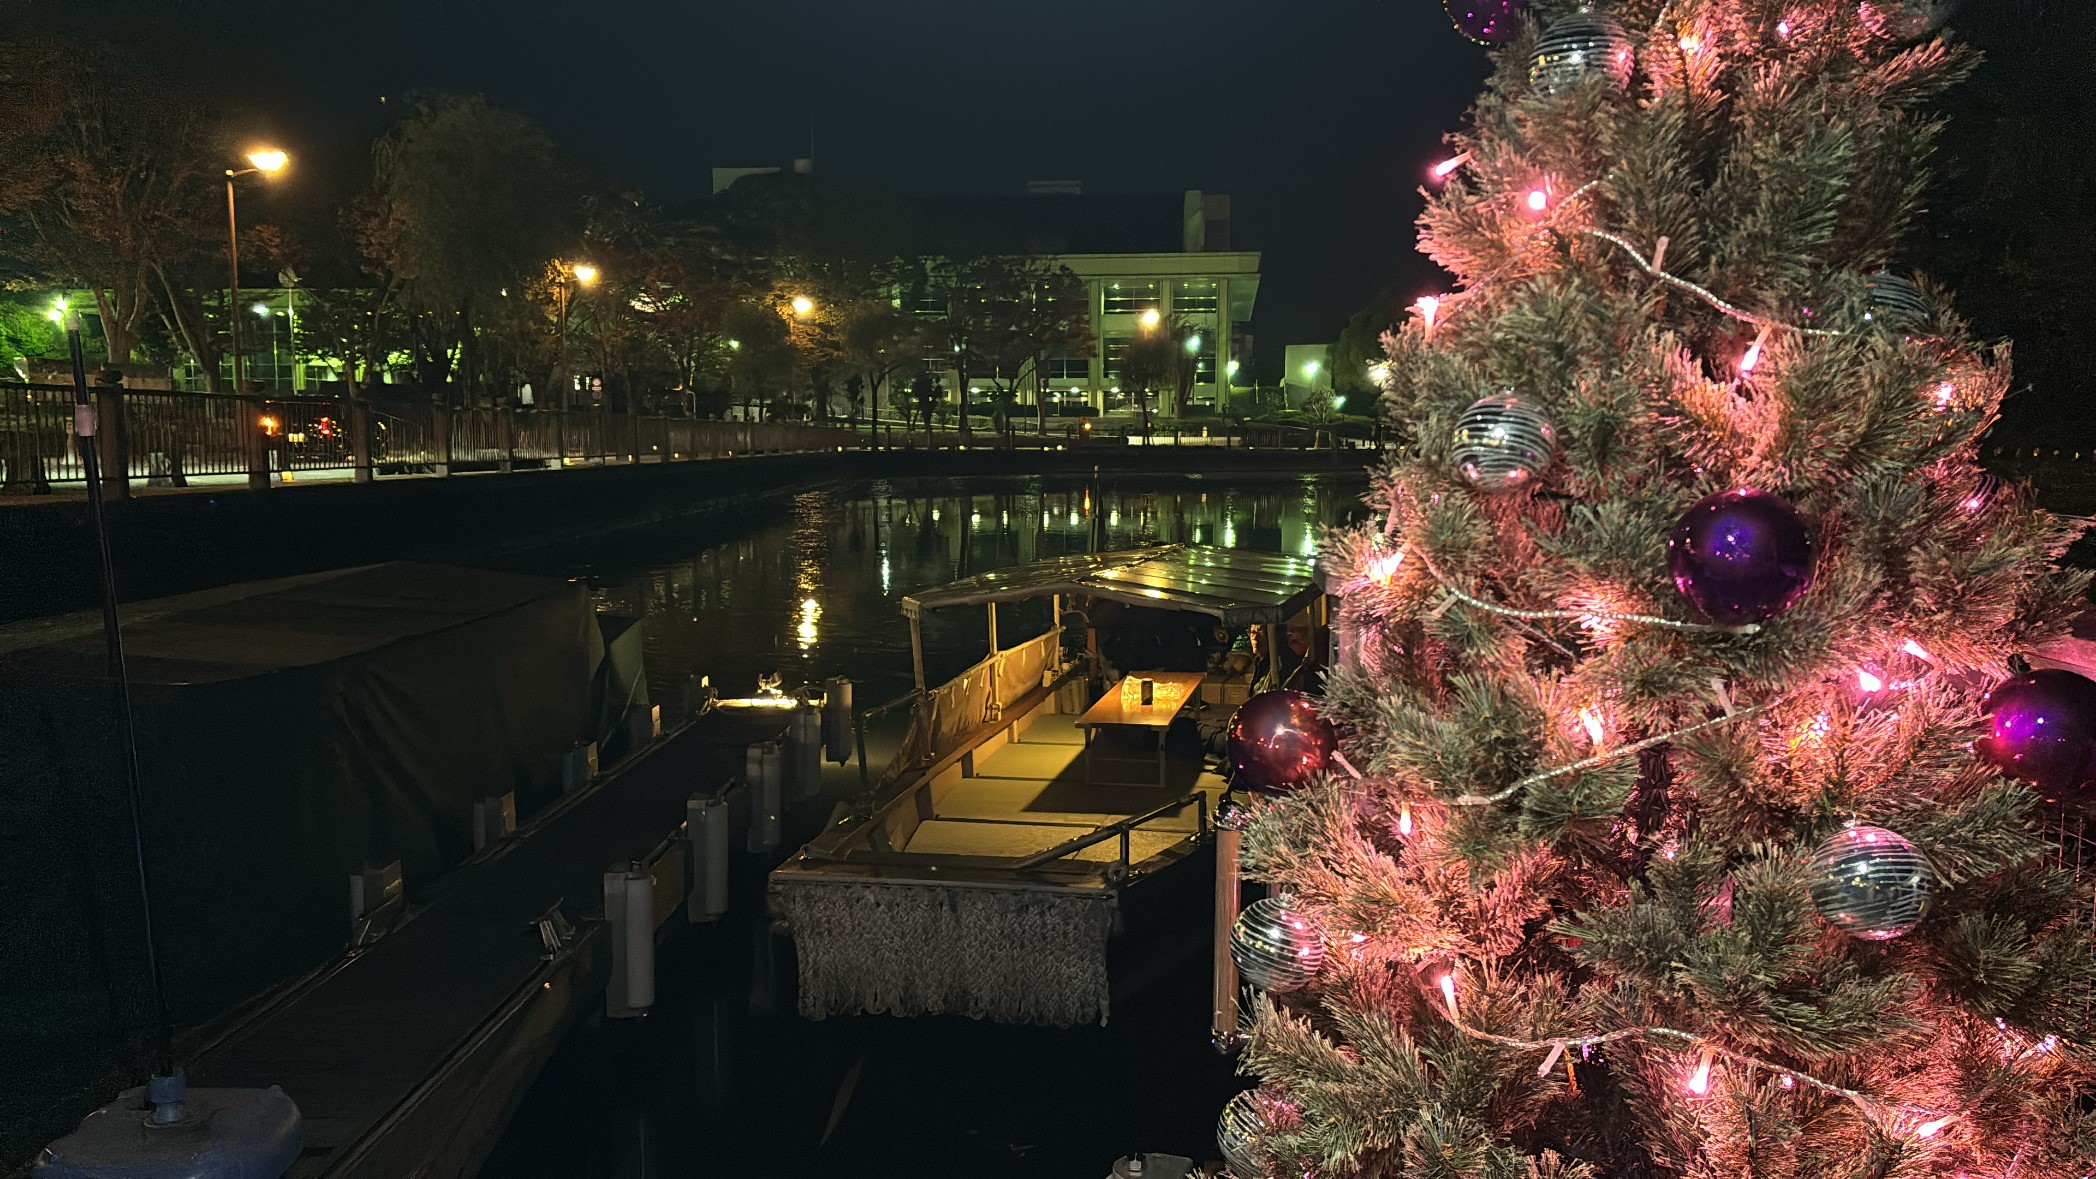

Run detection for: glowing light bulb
[[1914, 1116, 1952, 1139], [1857, 669, 1884, 693], [1778, 1074, 1796, 1090], [1525, 189, 1549, 213], [1776, 18, 1793, 37], [1679, 32, 1703, 52], [1439, 973, 1459, 1017], [1901, 639, 1932, 660], [1414, 294, 1442, 335], [1348, 932, 1368, 944], [1431, 151, 1471, 180], [1367, 549, 1405, 583], [1935, 381, 1956, 408], [1740, 338, 1763, 374], [1687, 1052, 1713, 1095], [1398, 801, 1414, 838], [1578, 706, 1606, 746]]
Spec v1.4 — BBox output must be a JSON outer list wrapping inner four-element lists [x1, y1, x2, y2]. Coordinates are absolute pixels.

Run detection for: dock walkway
[[187, 712, 779, 1179]]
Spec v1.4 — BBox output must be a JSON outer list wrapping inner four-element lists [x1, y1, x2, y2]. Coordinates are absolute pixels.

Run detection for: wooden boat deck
[[899, 713, 1223, 862]]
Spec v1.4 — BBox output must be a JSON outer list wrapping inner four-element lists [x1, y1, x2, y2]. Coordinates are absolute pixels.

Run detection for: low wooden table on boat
[[1074, 671, 1206, 787]]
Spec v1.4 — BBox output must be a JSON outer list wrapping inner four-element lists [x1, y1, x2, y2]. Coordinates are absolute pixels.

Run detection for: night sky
[[178, 0, 1491, 365]]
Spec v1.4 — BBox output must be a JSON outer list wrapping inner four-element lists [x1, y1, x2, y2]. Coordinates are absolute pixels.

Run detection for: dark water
[[480, 471, 1367, 1179]]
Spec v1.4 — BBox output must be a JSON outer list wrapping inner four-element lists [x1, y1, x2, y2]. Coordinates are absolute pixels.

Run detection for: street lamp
[[225, 148, 289, 392], [553, 260, 601, 409], [791, 295, 815, 317], [1139, 307, 1161, 330]]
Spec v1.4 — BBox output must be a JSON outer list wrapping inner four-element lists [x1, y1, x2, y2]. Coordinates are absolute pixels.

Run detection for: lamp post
[[786, 294, 815, 423], [223, 149, 287, 394], [554, 261, 599, 411]]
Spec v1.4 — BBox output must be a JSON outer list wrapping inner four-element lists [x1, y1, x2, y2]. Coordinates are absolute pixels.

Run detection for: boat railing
[[1009, 793, 1210, 881]]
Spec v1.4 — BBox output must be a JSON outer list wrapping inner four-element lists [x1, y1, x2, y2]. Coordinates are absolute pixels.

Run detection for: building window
[[1101, 282, 1159, 315], [1192, 352, 1217, 383], [1101, 338, 1132, 379], [1043, 356, 1090, 380], [1175, 281, 1219, 313]]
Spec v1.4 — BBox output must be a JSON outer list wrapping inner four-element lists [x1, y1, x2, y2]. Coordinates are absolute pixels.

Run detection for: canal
[[478, 470, 1368, 1178]]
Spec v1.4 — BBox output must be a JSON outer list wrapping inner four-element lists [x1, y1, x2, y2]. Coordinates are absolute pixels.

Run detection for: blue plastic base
[[35, 1086, 301, 1179]]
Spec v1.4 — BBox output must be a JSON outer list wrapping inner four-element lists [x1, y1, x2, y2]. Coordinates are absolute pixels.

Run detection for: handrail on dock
[[1009, 792, 1209, 874]]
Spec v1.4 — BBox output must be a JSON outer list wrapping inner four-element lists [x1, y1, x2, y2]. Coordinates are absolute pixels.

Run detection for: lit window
[[1102, 282, 1160, 315]]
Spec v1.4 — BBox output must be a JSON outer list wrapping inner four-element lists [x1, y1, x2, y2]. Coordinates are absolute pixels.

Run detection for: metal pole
[[68, 314, 175, 1082], [224, 174, 243, 393], [1212, 823, 1242, 1051]]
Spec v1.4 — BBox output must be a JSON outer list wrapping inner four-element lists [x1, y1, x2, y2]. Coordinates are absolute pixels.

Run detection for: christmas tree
[[1224, 2, 2096, 1176]]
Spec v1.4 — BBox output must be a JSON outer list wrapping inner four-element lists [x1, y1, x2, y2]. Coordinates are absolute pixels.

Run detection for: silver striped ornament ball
[[1865, 272, 1932, 334], [1528, 8, 1634, 96], [1217, 1089, 1270, 1179], [1229, 894, 1326, 993], [1807, 824, 1935, 940], [1451, 393, 1557, 492]]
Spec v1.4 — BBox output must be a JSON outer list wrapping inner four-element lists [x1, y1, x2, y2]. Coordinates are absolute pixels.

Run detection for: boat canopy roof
[[902, 544, 1321, 629]]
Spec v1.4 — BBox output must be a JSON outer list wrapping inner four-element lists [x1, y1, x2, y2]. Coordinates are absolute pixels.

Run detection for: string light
[[1857, 669, 1885, 693], [1578, 706, 1606, 746], [1397, 801, 1415, 837], [1914, 1116, 1953, 1139], [1901, 638, 1932, 660], [1686, 1049, 1715, 1095], [1431, 151, 1471, 180], [1413, 294, 1442, 336], [1679, 31, 1704, 53], [1776, 18, 1793, 37], [1525, 188, 1549, 213], [1935, 381, 1956, 408], [1739, 337, 1763, 374], [1439, 973, 1460, 1019]]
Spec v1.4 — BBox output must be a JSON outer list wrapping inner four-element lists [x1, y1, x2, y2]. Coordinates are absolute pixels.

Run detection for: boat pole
[[1212, 803, 1243, 1053], [909, 610, 927, 695], [67, 315, 180, 1101]]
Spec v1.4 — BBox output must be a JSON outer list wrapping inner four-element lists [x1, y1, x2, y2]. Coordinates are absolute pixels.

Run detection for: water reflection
[[582, 473, 1368, 713]]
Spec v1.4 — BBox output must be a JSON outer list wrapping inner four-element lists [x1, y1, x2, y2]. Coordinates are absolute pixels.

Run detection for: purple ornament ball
[[1443, 0, 1525, 44], [1667, 489, 1816, 626], [1977, 669, 2096, 803], [1226, 689, 1337, 794]]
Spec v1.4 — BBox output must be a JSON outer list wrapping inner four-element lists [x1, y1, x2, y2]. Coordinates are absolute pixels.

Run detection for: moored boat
[[768, 543, 1325, 1026]]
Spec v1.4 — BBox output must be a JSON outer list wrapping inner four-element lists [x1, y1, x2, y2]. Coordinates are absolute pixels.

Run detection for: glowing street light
[[571, 263, 599, 286], [252, 302, 272, 318], [791, 295, 815, 317], [1139, 307, 1162, 330], [225, 147, 291, 397], [1184, 333, 1202, 354], [44, 297, 66, 324]]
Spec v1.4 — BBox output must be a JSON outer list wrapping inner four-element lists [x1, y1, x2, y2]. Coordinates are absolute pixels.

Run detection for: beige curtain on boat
[[772, 877, 1116, 1026], [994, 631, 1060, 717]]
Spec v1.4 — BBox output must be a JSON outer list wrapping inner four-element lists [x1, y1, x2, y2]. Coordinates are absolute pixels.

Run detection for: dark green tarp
[[0, 562, 599, 1159]]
